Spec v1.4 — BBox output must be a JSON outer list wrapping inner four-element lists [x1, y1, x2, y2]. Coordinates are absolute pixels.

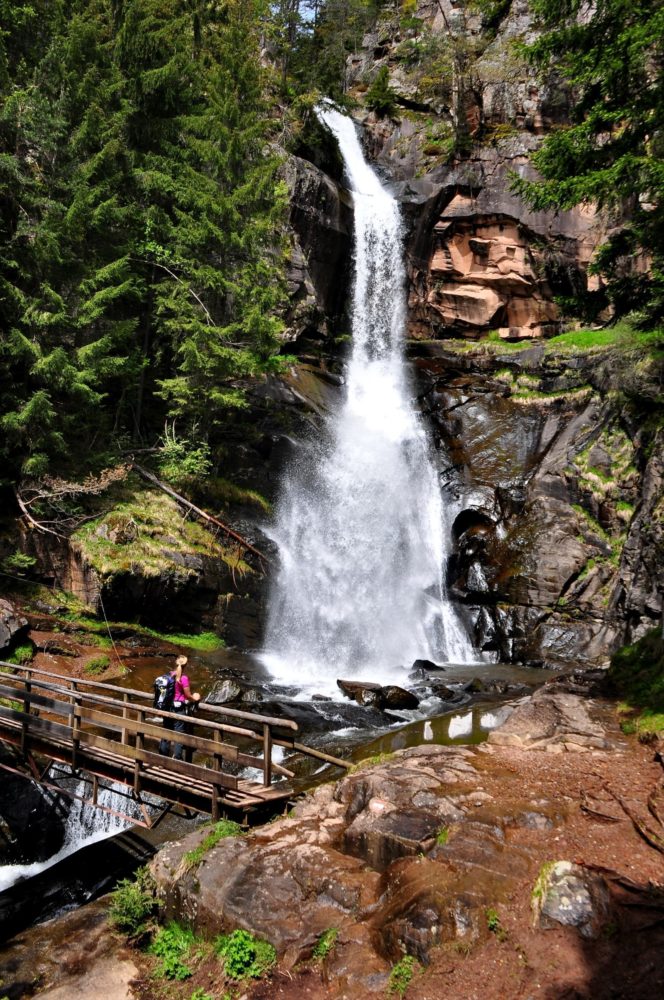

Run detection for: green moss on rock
[[72, 489, 251, 580]]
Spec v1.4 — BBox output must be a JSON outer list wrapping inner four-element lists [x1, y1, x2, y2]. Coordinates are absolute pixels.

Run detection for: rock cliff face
[[349, 0, 610, 341], [411, 341, 662, 665]]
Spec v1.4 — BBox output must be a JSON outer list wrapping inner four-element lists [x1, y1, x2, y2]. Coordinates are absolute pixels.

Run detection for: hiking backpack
[[153, 672, 175, 712]]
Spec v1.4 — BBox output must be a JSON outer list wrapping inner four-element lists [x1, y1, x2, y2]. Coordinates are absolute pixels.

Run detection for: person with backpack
[[157, 655, 201, 759]]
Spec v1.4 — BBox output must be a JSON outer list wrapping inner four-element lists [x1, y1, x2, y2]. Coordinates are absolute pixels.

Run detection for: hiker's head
[[176, 655, 188, 669]]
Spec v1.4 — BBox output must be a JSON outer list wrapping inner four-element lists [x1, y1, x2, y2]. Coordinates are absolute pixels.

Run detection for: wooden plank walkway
[[0, 663, 349, 826]]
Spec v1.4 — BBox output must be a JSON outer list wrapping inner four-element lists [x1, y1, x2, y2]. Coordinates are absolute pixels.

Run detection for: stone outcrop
[[342, 0, 614, 341], [0, 598, 27, 653], [282, 154, 352, 347], [409, 340, 660, 665], [532, 861, 611, 939], [337, 679, 420, 710], [487, 689, 611, 752]]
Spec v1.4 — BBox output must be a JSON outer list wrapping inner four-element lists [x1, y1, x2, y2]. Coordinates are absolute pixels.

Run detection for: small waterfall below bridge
[[0, 770, 140, 893], [262, 107, 475, 689]]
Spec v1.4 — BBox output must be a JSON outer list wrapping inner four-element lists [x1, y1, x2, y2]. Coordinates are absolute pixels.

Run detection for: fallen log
[[131, 463, 269, 568]]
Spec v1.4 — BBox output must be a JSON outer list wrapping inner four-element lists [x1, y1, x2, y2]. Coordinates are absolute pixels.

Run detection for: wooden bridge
[[0, 663, 349, 827]]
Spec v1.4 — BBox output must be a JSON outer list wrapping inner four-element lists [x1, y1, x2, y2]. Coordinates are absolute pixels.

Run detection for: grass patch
[[182, 819, 245, 872], [388, 955, 418, 996], [436, 826, 449, 846], [608, 629, 664, 736], [61, 609, 224, 652], [73, 488, 252, 581], [206, 477, 272, 515], [5, 644, 33, 665], [543, 326, 625, 353], [137, 627, 224, 652], [312, 928, 338, 961], [84, 654, 111, 675], [215, 929, 276, 980]]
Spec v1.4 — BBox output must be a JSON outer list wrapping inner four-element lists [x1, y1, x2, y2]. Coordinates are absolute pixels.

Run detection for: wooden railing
[[0, 662, 348, 821]]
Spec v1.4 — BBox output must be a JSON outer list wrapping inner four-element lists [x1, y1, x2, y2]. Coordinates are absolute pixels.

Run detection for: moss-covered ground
[[72, 487, 251, 581]]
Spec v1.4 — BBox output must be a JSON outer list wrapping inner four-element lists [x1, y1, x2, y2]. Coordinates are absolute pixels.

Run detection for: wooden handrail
[[9, 662, 299, 731], [0, 661, 350, 819]]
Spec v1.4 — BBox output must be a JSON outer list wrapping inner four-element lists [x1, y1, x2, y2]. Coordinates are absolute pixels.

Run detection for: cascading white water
[[262, 107, 474, 689], [0, 771, 140, 892]]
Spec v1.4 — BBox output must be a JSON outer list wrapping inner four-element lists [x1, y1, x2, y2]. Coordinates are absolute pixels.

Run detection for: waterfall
[[262, 107, 474, 689], [0, 771, 141, 892]]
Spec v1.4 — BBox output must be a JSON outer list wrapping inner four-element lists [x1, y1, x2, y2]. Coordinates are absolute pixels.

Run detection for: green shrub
[[6, 644, 33, 665], [1, 551, 37, 577], [109, 868, 156, 937], [388, 955, 417, 996], [366, 67, 397, 117], [312, 927, 338, 960], [84, 653, 111, 675], [150, 922, 196, 980], [215, 929, 276, 980], [486, 907, 508, 941]]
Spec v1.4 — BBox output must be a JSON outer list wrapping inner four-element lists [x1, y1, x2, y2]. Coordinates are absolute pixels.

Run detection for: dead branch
[[14, 487, 65, 539], [132, 463, 269, 568]]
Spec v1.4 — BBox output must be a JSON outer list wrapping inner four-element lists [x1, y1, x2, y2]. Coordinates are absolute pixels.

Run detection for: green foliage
[[312, 927, 338, 960], [0, 0, 287, 484], [1, 552, 37, 577], [512, 0, 664, 326], [189, 991, 214, 1000], [365, 67, 397, 117], [388, 955, 417, 997], [183, 820, 245, 872], [109, 867, 156, 937], [5, 644, 33, 665], [157, 426, 212, 490], [486, 907, 508, 941], [435, 826, 449, 846], [84, 653, 111, 675], [215, 929, 276, 980], [608, 630, 664, 721], [150, 922, 196, 980], [138, 628, 224, 652]]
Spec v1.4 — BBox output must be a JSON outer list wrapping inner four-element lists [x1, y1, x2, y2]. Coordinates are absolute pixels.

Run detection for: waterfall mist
[[262, 107, 474, 689]]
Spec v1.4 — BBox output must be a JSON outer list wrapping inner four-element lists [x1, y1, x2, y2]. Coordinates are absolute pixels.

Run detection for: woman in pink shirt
[[158, 655, 201, 760]]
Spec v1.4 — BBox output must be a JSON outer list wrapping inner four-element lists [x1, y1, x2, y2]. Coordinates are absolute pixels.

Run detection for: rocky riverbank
[[140, 683, 664, 999], [4, 679, 660, 1000]]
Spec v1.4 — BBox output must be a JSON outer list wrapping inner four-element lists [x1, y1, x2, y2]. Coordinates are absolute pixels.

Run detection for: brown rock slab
[[487, 689, 611, 751]]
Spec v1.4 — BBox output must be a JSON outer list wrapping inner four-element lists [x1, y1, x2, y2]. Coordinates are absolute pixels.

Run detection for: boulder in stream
[[337, 679, 419, 710]]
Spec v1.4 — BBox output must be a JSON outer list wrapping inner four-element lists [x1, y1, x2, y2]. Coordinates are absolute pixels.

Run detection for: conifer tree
[[512, 0, 664, 325]]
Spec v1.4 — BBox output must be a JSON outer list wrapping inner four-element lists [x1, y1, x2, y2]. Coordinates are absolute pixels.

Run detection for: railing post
[[71, 693, 80, 772], [121, 692, 130, 745], [262, 723, 272, 788], [20, 679, 31, 755], [211, 728, 222, 821], [134, 708, 144, 795]]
